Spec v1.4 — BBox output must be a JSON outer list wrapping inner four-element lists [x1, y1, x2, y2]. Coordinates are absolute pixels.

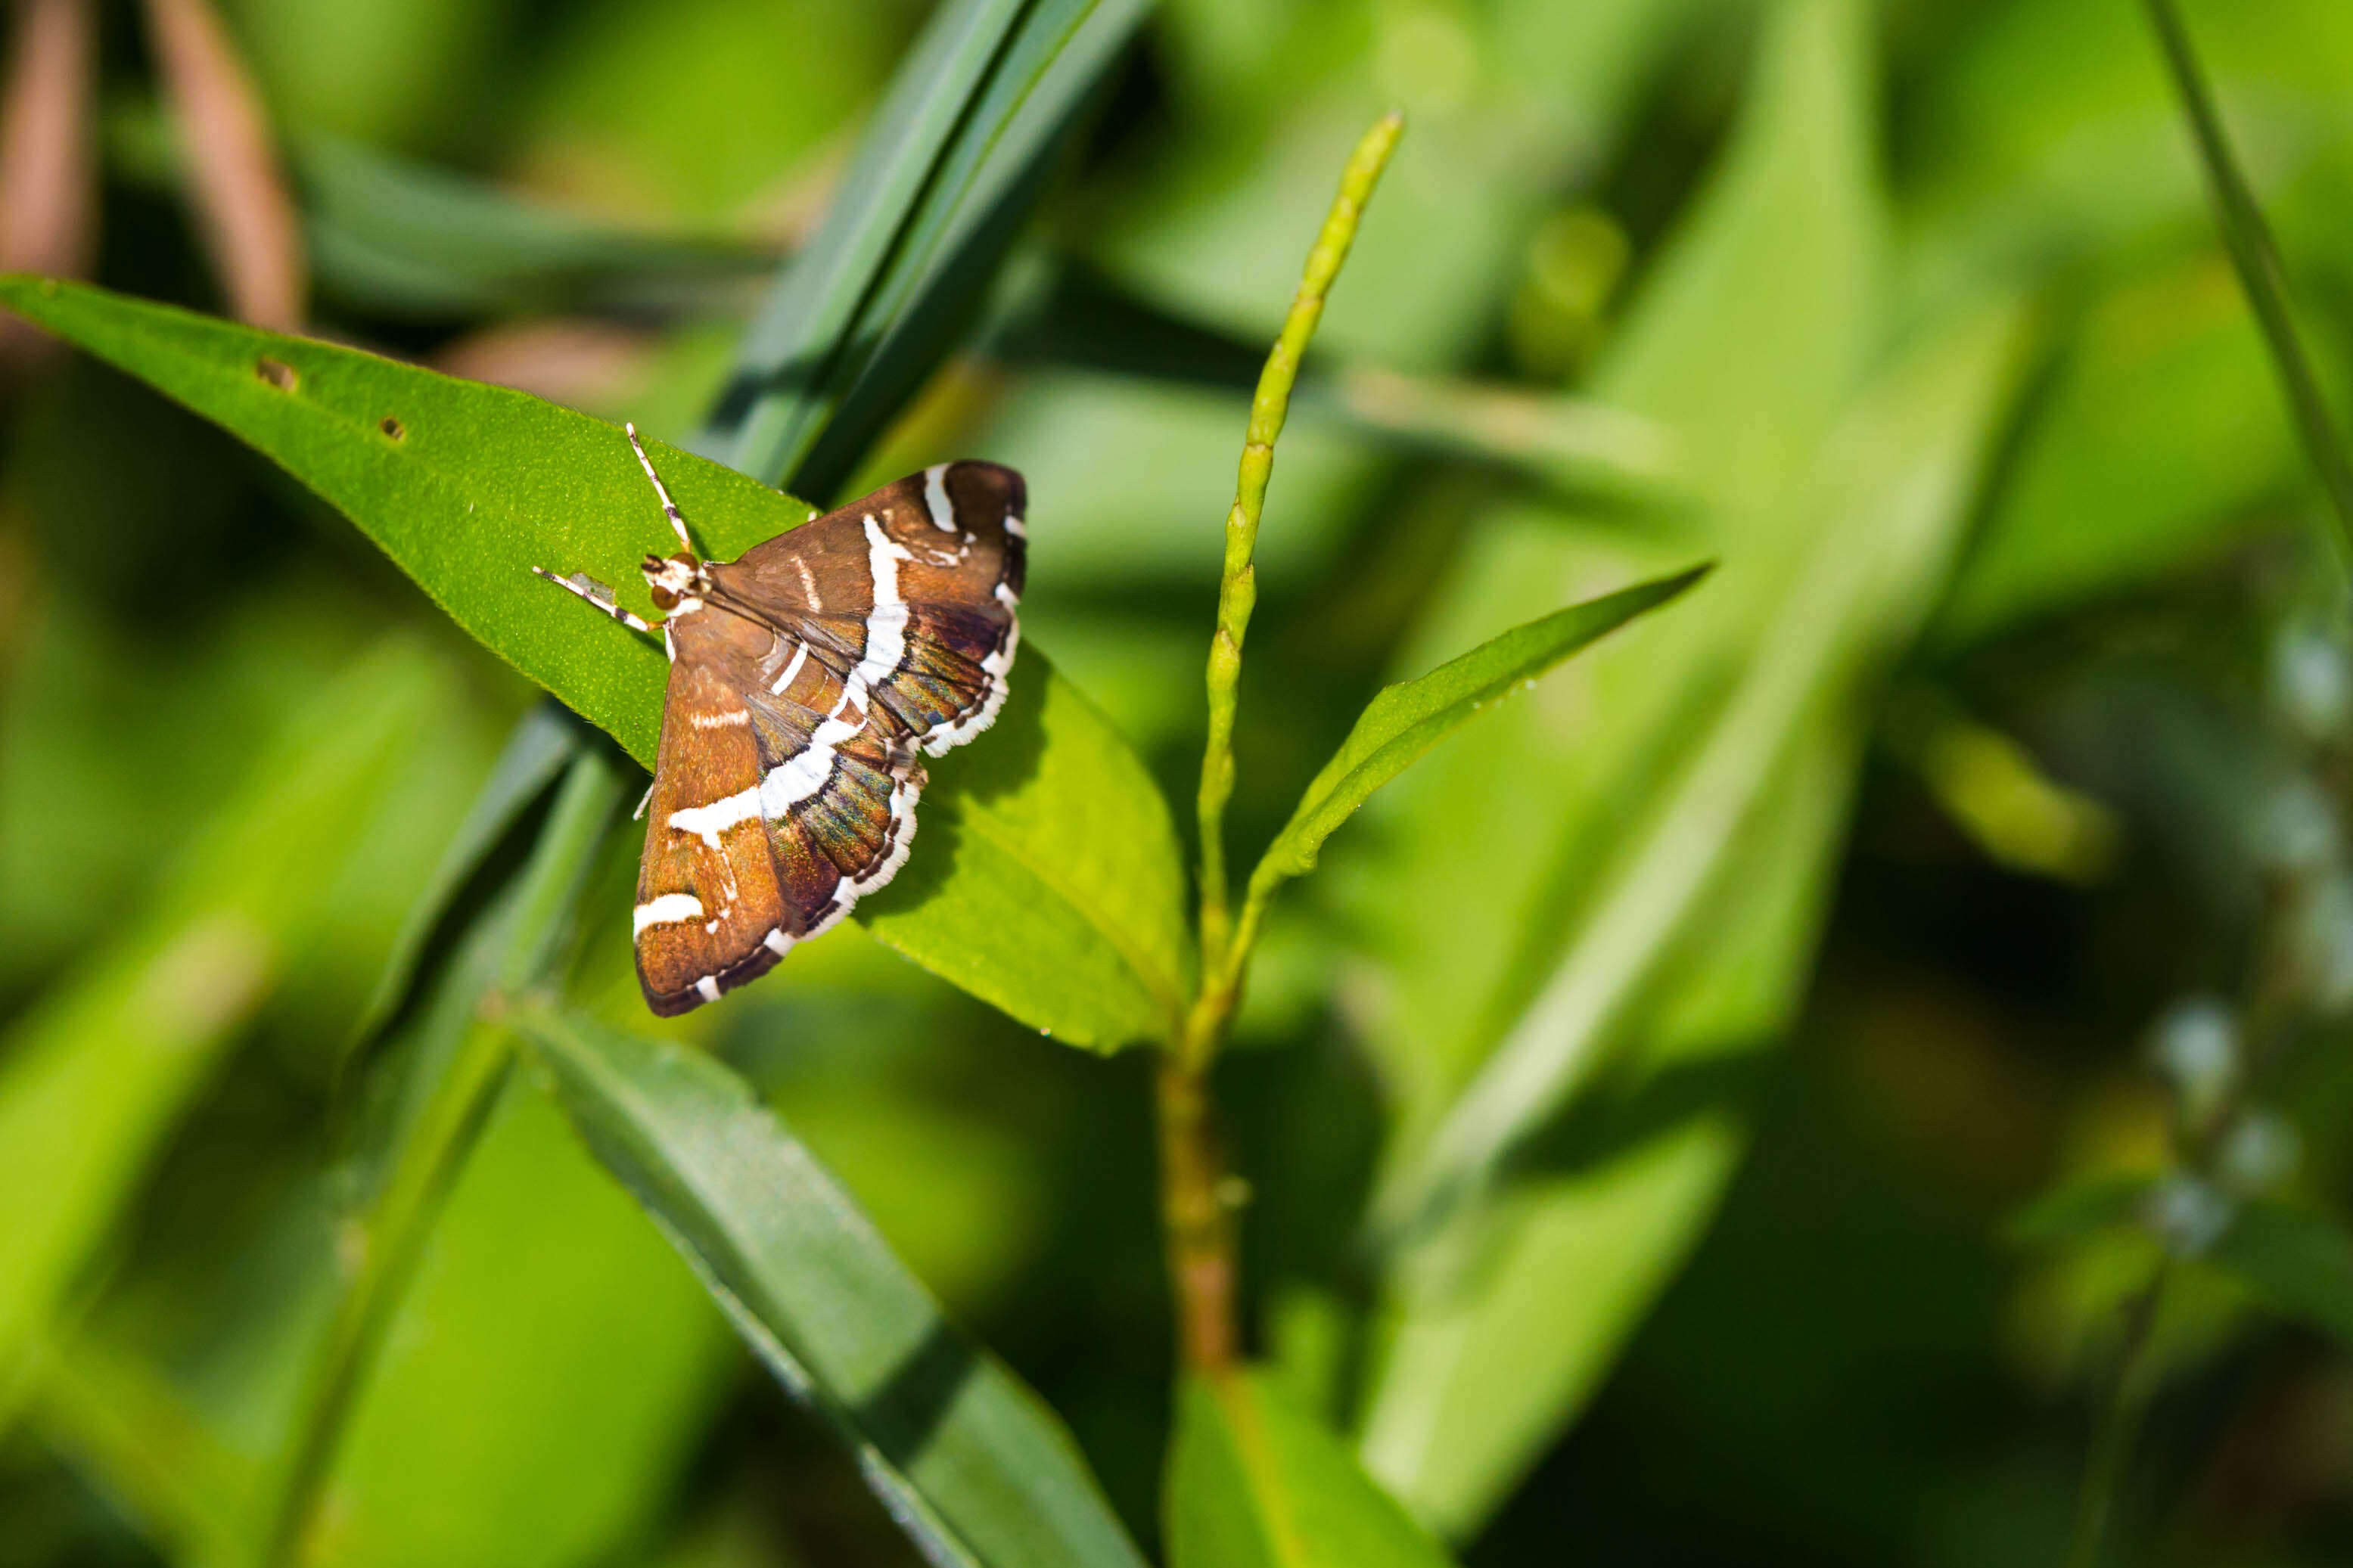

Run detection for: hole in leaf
[[379, 416, 405, 441], [255, 357, 297, 391]]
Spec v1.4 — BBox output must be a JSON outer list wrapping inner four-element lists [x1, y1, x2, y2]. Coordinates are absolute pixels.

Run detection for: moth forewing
[[633, 663, 791, 1014], [538, 436, 1026, 1016]]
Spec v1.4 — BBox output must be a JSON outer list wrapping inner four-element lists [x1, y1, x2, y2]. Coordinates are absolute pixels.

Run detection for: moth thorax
[[643, 551, 704, 612]]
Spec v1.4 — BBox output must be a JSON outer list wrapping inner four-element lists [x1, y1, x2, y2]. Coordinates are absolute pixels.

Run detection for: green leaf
[[317, 1082, 735, 1568], [1396, 303, 2032, 1215], [2208, 1198, 2353, 1351], [0, 275, 1192, 1049], [705, 0, 1152, 494], [864, 663, 1193, 1047], [349, 700, 582, 1051], [2142, 0, 2353, 553], [520, 1008, 1149, 1568], [25, 1328, 255, 1567], [1167, 1371, 1454, 1568], [1251, 567, 1708, 892], [0, 275, 789, 765], [296, 134, 772, 318], [1338, 0, 2036, 1520], [1359, 300, 2031, 1535], [0, 640, 444, 1388], [2007, 1174, 2163, 1248], [1339, 0, 1891, 1181], [990, 270, 1687, 506], [1934, 257, 2304, 644], [265, 746, 635, 1568]]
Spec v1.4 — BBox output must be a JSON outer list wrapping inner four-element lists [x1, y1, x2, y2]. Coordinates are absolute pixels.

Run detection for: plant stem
[[260, 1020, 514, 1568], [2067, 1260, 2171, 1568], [260, 747, 624, 1567], [2142, 0, 2353, 562], [2064, 849, 2318, 1566], [1161, 112, 1402, 1377], [1156, 1049, 1238, 1374], [29, 1326, 249, 1566], [1193, 110, 1402, 977]]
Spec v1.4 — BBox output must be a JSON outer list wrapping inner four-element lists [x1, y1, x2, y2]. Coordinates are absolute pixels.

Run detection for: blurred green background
[[9, 0, 2353, 1563]]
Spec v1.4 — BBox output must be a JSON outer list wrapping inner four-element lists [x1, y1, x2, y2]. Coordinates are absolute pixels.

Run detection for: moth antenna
[[532, 564, 661, 638], [626, 421, 697, 556]]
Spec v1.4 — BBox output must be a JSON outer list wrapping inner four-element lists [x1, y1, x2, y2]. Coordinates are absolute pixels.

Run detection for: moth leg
[[626, 421, 696, 556], [531, 565, 662, 638]]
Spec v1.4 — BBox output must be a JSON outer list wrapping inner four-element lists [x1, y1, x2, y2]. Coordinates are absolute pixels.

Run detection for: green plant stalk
[[2066, 1260, 2171, 1568], [259, 747, 627, 1568], [260, 1026, 513, 1568], [2065, 845, 2314, 1562], [1192, 110, 1401, 989], [1163, 112, 1401, 1379], [1156, 1048, 1240, 1375], [2142, 0, 2353, 560], [30, 1327, 251, 1566]]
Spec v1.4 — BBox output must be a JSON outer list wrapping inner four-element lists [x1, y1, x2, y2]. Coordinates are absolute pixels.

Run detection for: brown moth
[[537, 426, 1024, 1015]]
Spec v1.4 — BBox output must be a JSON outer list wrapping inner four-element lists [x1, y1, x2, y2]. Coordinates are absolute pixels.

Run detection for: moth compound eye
[[649, 584, 678, 610]]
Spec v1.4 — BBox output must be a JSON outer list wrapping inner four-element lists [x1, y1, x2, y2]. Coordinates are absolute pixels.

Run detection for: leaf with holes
[[0, 276, 1191, 1049]]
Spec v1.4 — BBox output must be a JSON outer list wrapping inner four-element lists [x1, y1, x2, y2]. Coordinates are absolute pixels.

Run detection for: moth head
[[642, 551, 704, 611]]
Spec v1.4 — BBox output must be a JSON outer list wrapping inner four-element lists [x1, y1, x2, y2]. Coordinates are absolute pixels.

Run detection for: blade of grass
[[347, 699, 581, 1054], [783, 0, 1152, 501], [294, 135, 772, 319], [27, 1327, 253, 1568], [521, 1007, 1149, 1568], [0, 641, 443, 1395], [704, 0, 1028, 482], [260, 744, 630, 1568], [987, 270, 1685, 505], [2141, 0, 2353, 560], [306, 1079, 733, 1566], [1357, 294, 2030, 1535], [701, 0, 1150, 495], [1341, 1, 1891, 1526]]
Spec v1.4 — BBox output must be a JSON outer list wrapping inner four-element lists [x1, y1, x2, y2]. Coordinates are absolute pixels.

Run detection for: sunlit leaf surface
[[0, 641, 445, 1380], [524, 1008, 1149, 1568], [1167, 1371, 1454, 1568], [0, 276, 1190, 1049], [1254, 566, 1707, 891]]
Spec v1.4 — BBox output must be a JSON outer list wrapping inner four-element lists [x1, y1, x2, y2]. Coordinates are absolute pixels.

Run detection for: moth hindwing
[[539, 430, 1024, 1015]]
